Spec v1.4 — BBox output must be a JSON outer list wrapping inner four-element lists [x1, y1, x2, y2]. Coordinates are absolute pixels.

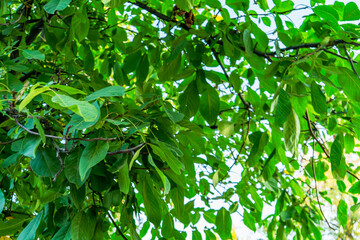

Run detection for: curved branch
[[107, 143, 146, 155]]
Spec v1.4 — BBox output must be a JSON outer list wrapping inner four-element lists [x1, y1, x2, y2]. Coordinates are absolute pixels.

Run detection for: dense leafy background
[[1, 0, 360, 239]]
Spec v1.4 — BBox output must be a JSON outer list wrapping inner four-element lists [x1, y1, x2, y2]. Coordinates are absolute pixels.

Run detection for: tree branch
[[107, 143, 146, 155], [0, 137, 24, 145], [342, 43, 360, 79], [107, 211, 129, 240], [311, 141, 336, 230], [305, 110, 359, 180]]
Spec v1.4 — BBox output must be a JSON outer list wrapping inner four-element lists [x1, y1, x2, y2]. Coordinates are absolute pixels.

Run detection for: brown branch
[[323, 49, 358, 63], [53, 146, 64, 182], [68, 137, 118, 142], [311, 141, 336, 230], [0, 12, 23, 26], [15, 118, 63, 139], [131, 0, 190, 30], [305, 110, 359, 180], [0, 137, 24, 145], [342, 43, 360, 79], [107, 143, 146, 155], [107, 211, 129, 240], [211, 47, 251, 109]]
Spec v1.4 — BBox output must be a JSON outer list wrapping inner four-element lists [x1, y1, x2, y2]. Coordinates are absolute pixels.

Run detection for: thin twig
[[0, 12, 23, 26], [68, 137, 118, 142], [323, 49, 358, 63], [210, 47, 251, 109], [342, 43, 360, 79], [16, 118, 63, 139], [0, 137, 24, 145], [305, 110, 359, 181], [107, 143, 146, 155], [311, 141, 335, 230], [107, 211, 129, 240], [53, 145, 64, 182]]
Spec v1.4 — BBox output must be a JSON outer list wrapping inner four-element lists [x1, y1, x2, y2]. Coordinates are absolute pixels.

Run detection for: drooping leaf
[[311, 81, 327, 114], [18, 211, 43, 240], [337, 199, 348, 229], [142, 175, 163, 227], [199, 86, 220, 125], [215, 208, 232, 239], [330, 134, 346, 180], [70, 211, 96, 240], [0, 189, 4, 214], [79, 141, 109, 181], [52, 94, 98, 122], [30, 147, 62, 177], [283, 107, 300, 155]]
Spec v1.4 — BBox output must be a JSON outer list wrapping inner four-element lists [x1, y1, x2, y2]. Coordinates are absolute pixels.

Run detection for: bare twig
[[311, 141, 335, 230], [107, 211, 129, 240], [16, 118, 63, 139], [0, 137, 24, 145], [53, 146, 64, 182], [323, 49, 358, 63], [107, 143, 146, 155], [342, 43, 360, 79], [305, 110, 359, 180], [211, 47, 252, 109], [68, 137, 118, 142], [0, 12, 23, 26]]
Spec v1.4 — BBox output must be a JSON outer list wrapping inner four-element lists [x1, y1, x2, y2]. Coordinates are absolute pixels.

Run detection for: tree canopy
[[1, 0, 360, 239]]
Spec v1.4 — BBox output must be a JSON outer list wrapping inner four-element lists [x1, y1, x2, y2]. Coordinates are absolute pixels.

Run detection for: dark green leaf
[[79, 141, 109, 180]]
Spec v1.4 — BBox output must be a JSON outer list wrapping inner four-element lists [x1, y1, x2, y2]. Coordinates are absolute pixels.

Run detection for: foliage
[[1, 0, 360, 239]]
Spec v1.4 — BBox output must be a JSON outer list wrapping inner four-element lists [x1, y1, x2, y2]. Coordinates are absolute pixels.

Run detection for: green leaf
[[33, 116, 46, 144], [85, 86, 126, 101], [52, 222, 71, 240], [218, 120, 234, 137], [215, 208, 232, 239], [44, 0, 72, 14], [179, 80, 200, 117], [136, 54, 149, 85], [148, 154, 171, 194], [118, 159, 130, 194], [51, 85, 86, 95], [30, 147, 61, 177], [14, 135, 42, 159], [243, 29, 253, 56], [65, 150, 89, 187], [199, 86, 220, 125], [248, 131, 269, 167], [311, 81, 327, 114], [313, 5, 340, 30], [71, 4, 89, 41], [150, 143, 184, 175], [0, 189, 4, 214], [162, 102, 184, 123], [243, 210, 256, 231], [349, 180, 360, 194], [71, 211, 96, 240], [18, 211, 43, 240], [338, 67, 360, 102], [161, 213, 175, 238], [52, 94, 98, 122], [229, 70, 241, 92], [283, 107, 300, 155], [79, 141, 109, 180], [274, 89, 291, 126], [22, 50, 45, 61], [330, 134, 346, 180], [19, 85, 49, 111], [142, 175, 163, 227], [0, 217, 29, 236], [174, 0, 194, 11], [337, 199, 348, 228], [343, 2, 360, 21]]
